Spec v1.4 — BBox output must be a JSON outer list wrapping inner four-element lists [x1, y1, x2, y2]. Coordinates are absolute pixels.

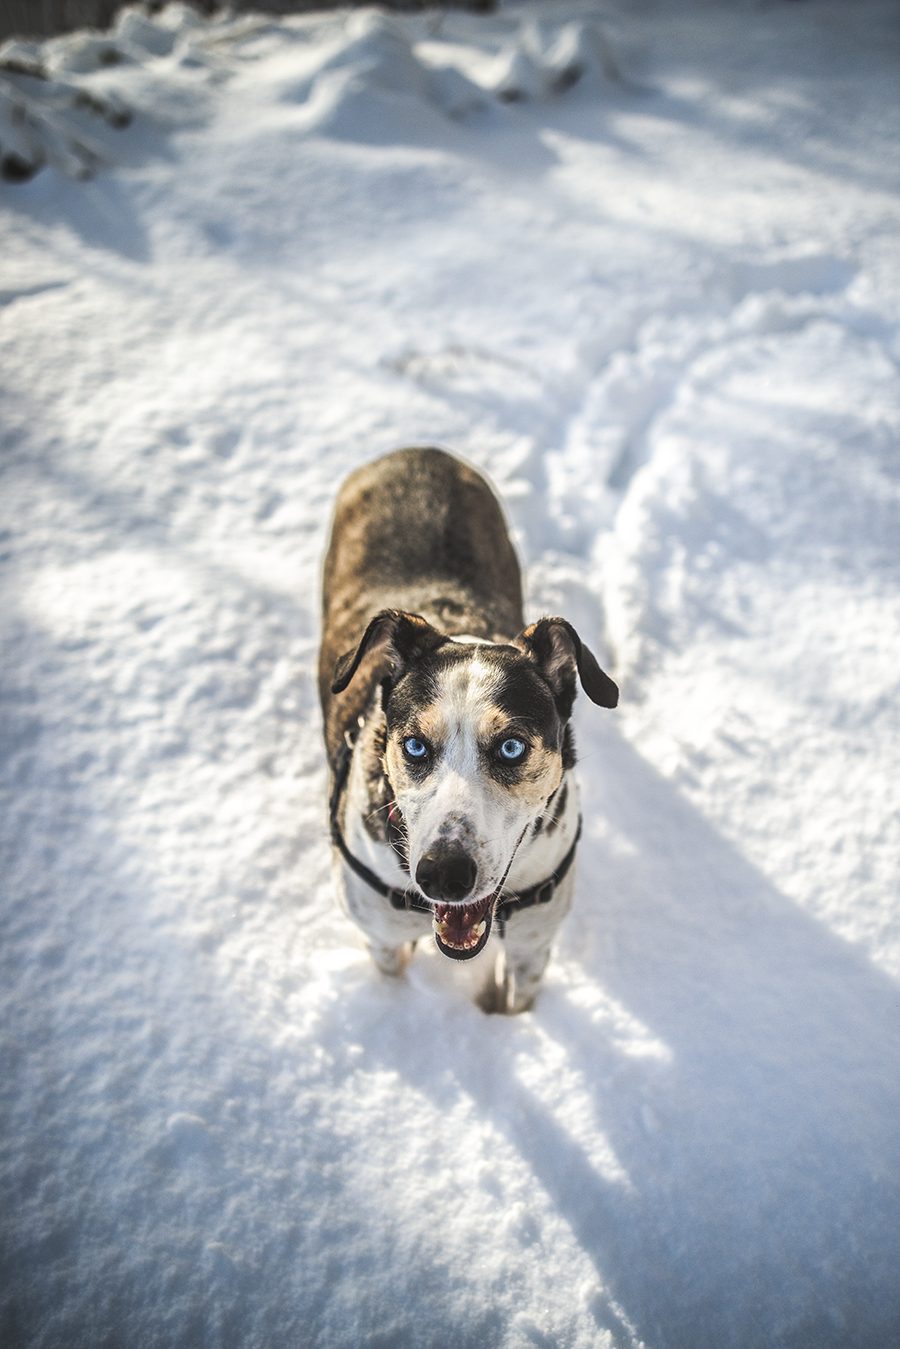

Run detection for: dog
[[319, 447, 618, 1013]]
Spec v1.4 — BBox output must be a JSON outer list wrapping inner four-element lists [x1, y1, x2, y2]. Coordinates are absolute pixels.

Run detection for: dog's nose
[[415, 845, 477, 902]]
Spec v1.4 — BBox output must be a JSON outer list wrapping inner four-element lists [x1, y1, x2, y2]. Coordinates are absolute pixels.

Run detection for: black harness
[[329, 735, 581, 938]]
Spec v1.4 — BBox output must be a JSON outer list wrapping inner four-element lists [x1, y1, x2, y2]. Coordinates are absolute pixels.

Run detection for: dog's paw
[[477, 953, 538, 1015]]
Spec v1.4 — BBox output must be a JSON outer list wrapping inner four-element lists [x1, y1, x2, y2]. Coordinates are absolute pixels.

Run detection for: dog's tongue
[[432, 892, 495, 961]]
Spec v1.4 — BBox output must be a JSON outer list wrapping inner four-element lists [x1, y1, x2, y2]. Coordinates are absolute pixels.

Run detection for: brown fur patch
[[319, 448, 524, 765]]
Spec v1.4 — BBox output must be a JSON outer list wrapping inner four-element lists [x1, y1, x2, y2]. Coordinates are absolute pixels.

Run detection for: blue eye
[[404, 737, 428, 760], [499, 738, 526, 762]]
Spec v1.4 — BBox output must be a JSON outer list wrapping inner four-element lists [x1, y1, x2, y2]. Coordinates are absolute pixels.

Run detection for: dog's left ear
[[331, 609, 447, 695], [515, 618, 618, 716]]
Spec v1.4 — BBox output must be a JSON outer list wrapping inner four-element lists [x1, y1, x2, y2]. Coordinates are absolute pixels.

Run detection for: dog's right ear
[[331, 610, 447, 695]]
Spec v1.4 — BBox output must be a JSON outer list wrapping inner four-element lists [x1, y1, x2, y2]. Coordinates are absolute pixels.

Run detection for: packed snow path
[[1, 2, 899, 1346]]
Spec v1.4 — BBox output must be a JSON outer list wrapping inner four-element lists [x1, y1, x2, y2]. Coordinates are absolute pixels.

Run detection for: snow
[[1, 1, 899, 1345]]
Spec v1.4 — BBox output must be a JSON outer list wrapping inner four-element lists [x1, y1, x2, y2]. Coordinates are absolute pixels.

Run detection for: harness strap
[[329, 734, 581, 935], [329, 737, 431, 913], [493, 815, 582, 938]]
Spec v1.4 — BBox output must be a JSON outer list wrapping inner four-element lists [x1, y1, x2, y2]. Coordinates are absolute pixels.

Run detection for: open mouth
[[428, 826, 528, 962], [431, 891, 496, 961]]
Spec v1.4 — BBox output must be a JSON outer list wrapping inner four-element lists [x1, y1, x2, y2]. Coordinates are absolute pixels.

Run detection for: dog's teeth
[[433, 913, 488, 952]]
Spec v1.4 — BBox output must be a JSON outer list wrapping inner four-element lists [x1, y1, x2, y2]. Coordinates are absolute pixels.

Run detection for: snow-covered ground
[[1, 1, 899, 1345]]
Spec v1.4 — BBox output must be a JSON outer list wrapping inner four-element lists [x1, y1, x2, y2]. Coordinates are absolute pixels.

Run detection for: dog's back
[[319, 447, 524, 760]]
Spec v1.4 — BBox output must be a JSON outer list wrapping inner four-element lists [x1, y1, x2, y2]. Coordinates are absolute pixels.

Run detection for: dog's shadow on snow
[[326, 717, 900, 1349]]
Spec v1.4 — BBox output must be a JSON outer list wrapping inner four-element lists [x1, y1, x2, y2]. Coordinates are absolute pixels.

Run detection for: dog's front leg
[[368, 940, 416, 977], [335, 858, 428, 978], [485, 942, 552, 1014], [483, 871, 577, 1014]]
